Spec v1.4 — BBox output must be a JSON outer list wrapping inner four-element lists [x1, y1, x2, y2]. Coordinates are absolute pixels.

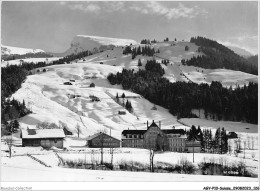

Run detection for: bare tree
[[146, 138, 155, 172], [76, 123, 81, 138], [247, 136, 250, 150], [251, 136, 255, 150], [149, 149, 155, 172], [5, 135, 13, 158]]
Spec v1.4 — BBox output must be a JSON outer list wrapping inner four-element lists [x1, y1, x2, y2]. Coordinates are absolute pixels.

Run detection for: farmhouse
[[122, 120, 188, 152], [64, 82, 72, 85], [89, 83, 95, 87], [21, 128, 65, 149], [86, 132, 120, 148], [118, 110, 126, 115]]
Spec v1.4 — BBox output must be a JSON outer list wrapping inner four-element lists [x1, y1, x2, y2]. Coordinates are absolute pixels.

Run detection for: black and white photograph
[[1, 1, 259, 190]]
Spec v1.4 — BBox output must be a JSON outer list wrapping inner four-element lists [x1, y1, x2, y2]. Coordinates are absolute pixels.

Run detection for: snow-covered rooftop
[[21, 129, 65, 139]]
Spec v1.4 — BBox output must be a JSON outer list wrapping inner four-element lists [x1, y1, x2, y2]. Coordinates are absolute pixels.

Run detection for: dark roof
[[122, 130, 146, 135], [86, 132, 120, 141], [162, 129, 185, 135], [148, 121, 159, 129]]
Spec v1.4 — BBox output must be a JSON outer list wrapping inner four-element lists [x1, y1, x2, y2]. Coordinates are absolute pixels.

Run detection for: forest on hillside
[[183, 37, 258, 75], [108, 59, 258, 124], [2, 52, 53, 61]]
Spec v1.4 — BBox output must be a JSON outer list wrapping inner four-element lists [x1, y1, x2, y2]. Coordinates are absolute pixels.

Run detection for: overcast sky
[[1, 1, 258, 54]]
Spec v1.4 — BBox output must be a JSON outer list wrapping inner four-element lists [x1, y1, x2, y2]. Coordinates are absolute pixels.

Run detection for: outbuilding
[[21, 128, 65, 149], [64, 82, 72, 85], [89, 83, 95, 88], [86, 132, 120, 148]]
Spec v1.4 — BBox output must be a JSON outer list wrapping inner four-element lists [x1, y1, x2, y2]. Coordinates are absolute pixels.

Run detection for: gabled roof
[[162, 129, 185, 135], [21, 129, 65, 139], [148, 121, 159, 129], [86, 132, 103, 141], [122, 130, 146, 135], [86, 132, 120, 141]]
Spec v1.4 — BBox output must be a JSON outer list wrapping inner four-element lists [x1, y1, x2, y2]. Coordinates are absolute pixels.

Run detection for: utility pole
[[244, 141, 246, 159], [110, 127, 112, 154], [101, 132, 103, 165]]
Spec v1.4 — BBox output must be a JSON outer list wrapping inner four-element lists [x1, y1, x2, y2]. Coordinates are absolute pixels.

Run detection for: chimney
[[172, 126, 175, 129], [159, 121, 161, 128]]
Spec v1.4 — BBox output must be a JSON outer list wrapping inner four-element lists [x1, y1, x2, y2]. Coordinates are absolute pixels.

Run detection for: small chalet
[[118, 110, 126, 115], [86, 132, 120, 148], [21, 128, 65, 149], [89, 83, 95, 88], [64, 82, 72, 85]]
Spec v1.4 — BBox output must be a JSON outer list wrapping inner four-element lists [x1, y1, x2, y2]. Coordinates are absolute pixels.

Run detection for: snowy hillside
[[63, 35, 138, 55], [5, 37, 257, 142], [227, 46, 253, 58], [1, 45, 44, 55], [1, 57, 62, 67]]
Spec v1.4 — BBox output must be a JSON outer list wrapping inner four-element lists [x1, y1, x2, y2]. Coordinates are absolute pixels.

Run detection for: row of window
[[126, 134, 143, 139], [171, 148, 185, 152], [170, 143, 185, 146], [169, 139, 185, 142], [93, 142, 119, 146]]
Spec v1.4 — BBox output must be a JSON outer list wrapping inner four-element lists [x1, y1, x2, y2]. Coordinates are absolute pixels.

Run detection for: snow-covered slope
[[63, 35, 138, 55], [8, 38, 257, 141], [1, 57, 62, 67], [227, 46, 253, 58], [1, 45, 44, 55]]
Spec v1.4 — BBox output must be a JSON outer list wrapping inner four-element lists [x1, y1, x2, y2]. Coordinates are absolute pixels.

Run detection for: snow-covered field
[[3, 165, 257, 182], [1, 145, 258, 181], [1, 45, 44, 55], [1, 57, 62, 67], [180, 65, 258, 88]]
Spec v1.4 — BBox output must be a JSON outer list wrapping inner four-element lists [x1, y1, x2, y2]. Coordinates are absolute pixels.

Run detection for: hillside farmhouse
[[21, 128, 65, 149]]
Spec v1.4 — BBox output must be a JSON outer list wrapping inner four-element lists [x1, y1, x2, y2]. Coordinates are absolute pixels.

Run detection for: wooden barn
[[64, 82, 72, 85], [86, 132, 120, 148], [89, 83, 95, 87], [21, 128, 65, 149]]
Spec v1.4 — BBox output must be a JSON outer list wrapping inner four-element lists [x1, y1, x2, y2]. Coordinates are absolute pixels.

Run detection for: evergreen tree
[[138, 59, 142, 66], [221, 127, 228, 154]]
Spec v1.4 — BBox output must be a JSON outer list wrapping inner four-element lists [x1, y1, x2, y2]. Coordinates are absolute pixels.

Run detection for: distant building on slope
[[86, 132, 120, 148], [121, 120, 188, 152], [89, 83, 95, 87], [21, 128, 65, 149]]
